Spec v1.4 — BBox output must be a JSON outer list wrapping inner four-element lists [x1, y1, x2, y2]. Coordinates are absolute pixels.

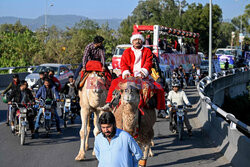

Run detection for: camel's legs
[[85, 113, 91, 151], [92, 110, 102, 156], [75, 107, 89, 161]]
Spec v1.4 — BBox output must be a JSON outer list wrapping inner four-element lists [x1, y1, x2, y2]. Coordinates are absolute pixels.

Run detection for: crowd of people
[[145, 35, 197, 54], [1, 34, 195, 167]]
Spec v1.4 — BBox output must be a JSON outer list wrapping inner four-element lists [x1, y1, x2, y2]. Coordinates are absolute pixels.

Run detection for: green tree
[[181, 3, 222, 53], [217, 22, 236, 48]]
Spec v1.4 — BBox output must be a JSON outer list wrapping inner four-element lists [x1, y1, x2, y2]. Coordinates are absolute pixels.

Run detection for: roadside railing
[[197, 67, 250, 135], [0, 62, 112, 74], [0, 66, 38, 74]]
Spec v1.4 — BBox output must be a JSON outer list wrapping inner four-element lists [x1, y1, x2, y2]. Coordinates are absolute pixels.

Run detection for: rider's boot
[[169, 122, 174, 132], [188, 129, 192, 136], [31, 129, 35, 139]]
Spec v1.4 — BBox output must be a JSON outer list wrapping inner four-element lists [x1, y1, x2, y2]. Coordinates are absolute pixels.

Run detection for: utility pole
[[179, 0, 182, 16], [208, 0, 212, 78], [45, 0, 48, 29]]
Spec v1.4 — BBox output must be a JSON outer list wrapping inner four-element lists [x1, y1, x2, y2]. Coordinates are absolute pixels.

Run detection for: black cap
[[69, 75, 74, 79], [94, 36, 104, 44], [12, 74, 19, 78], [39, 72, 45, 75]]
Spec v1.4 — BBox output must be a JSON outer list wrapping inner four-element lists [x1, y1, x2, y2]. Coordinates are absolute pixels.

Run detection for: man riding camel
[[101, 32, 166, 113], [74, 36, 112, 88]]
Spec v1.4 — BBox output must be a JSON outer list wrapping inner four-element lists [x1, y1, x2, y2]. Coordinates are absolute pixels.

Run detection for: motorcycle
[[171, 102, 190, 140], [12, 102, 32, 145], [61, 95, 79, 128], [39, 99, 56, 137]]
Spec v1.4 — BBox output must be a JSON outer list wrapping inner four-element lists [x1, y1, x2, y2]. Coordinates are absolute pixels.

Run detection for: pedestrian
[[225, 59, 229, 70], [94, 112, 143, 167], [145, 34, 152, 45]]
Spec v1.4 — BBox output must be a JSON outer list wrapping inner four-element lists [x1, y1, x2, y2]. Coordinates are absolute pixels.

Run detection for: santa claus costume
[[105, 32, 166, 111]]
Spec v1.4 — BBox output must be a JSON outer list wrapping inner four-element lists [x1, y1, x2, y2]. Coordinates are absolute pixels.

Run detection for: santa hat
[[130, 32, 145, 44]]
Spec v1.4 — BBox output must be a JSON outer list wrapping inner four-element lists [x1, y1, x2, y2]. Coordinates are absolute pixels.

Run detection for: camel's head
[[120, 80, 140, 106], [119, 79, 141, 136], [86, 71, 107, 107]]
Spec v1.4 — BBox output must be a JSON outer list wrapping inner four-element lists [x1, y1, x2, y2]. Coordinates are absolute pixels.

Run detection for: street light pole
[[45, 0, 48, 29], [208, 0, 212, 78]]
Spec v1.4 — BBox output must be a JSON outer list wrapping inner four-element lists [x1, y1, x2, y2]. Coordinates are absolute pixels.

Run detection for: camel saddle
[[78, 60, 111, 89]]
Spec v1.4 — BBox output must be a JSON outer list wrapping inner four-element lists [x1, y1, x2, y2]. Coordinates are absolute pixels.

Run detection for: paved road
[[0, 86, 231, 167]]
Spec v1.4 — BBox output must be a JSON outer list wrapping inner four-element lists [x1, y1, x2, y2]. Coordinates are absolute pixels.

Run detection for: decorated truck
[[112, 25, 201, 88]]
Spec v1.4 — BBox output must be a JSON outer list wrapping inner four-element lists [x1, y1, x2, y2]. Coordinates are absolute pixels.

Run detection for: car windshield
[[115, 48, 127, 55], [33, 66, 58, 75], [216, 50, 235, 55]]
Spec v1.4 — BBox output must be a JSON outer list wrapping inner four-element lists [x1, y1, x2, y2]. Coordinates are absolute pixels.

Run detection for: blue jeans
[[35, 107, 60, 130]]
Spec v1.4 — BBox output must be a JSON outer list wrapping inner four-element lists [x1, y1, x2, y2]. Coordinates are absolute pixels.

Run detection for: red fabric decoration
[[86, 60, 103, 72]]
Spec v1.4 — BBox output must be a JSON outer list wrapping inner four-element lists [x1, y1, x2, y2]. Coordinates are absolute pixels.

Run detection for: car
[[25, 64, 74, 89], [198, 52, 205, 60]]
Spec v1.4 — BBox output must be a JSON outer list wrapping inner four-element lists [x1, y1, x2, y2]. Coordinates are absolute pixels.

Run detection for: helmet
[[12, 74, 19, 78], [172, 80, 180, 87], [2, 94, 8, 103]]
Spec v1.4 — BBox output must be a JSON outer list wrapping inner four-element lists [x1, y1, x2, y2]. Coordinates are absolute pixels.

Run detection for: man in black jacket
[[61, 76, 77, 98], [60, 76, 78, 118], [1, 74, 20, 126], [8, 80, 35, 137], [31, 72, 45, 90]]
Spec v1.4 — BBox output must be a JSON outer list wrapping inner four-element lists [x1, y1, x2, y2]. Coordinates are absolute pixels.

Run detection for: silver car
[[25, 64, 74, 88]]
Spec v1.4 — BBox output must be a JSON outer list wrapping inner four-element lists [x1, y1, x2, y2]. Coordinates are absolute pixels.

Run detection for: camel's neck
[[121, 103, 138, 134]]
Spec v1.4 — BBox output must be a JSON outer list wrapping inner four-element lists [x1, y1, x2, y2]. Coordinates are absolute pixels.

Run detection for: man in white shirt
[[167, 80, 192, 136]]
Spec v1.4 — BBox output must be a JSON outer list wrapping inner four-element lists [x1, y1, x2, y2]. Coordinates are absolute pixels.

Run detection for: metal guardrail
[[197, 67, 250, 135], [0, 66, 38, 74], [0, 62, 112, 74]]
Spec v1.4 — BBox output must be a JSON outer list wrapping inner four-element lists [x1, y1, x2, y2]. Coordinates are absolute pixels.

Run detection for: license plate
[[65, 102, 70, 107], [22, 121, 26, 126], [45, 112, 51, 119], [45, 105, 51, 109], [20, 114, 26, 117], [177, 111, 184, 117]]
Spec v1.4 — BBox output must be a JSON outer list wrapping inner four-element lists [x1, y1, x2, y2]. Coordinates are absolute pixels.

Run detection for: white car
[[25, 64, 74, 88]]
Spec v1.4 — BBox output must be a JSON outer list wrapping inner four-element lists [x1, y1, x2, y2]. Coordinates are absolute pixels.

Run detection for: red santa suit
[[106, 44, 166, 110]]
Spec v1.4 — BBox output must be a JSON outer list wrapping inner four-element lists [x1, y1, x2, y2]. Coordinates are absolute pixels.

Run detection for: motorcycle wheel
[[45, 119, 50, 134], [20, 125, 25, 145], [64, 112, 68, 128], [178, 121, 184, 140], [71, 115, 75, 124]]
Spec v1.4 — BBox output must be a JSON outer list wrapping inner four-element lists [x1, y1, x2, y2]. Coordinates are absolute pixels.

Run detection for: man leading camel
[[102, 32, 166, 113]]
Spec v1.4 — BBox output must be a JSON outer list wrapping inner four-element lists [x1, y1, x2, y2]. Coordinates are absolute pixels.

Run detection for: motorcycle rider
[[31, 72, 45, 90], [178, 65, 186, 88], [34, 78, 61, 134], [7, 80, 35, 137], [48, 70, 61, 91], [1, 74, 20, 126], [61, 76, 78, 98], [167, 80, 192, 136], [189, 64, 197, 85], [60, 76, 79, 117]]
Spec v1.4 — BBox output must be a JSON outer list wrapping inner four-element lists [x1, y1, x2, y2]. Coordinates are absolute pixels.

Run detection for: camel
[[75, 71, 108, 161], [113, 77, 156, 166]]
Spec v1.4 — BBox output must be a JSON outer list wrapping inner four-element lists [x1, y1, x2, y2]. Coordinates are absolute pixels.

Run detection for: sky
[[0, 0, 248, 20]]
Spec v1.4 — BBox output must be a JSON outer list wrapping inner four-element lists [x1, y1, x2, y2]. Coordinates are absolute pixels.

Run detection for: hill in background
[[0, 15, 122, 31]]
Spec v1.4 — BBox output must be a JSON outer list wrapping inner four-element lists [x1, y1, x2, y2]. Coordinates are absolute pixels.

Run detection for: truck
[[112, 25, 201, 89]]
